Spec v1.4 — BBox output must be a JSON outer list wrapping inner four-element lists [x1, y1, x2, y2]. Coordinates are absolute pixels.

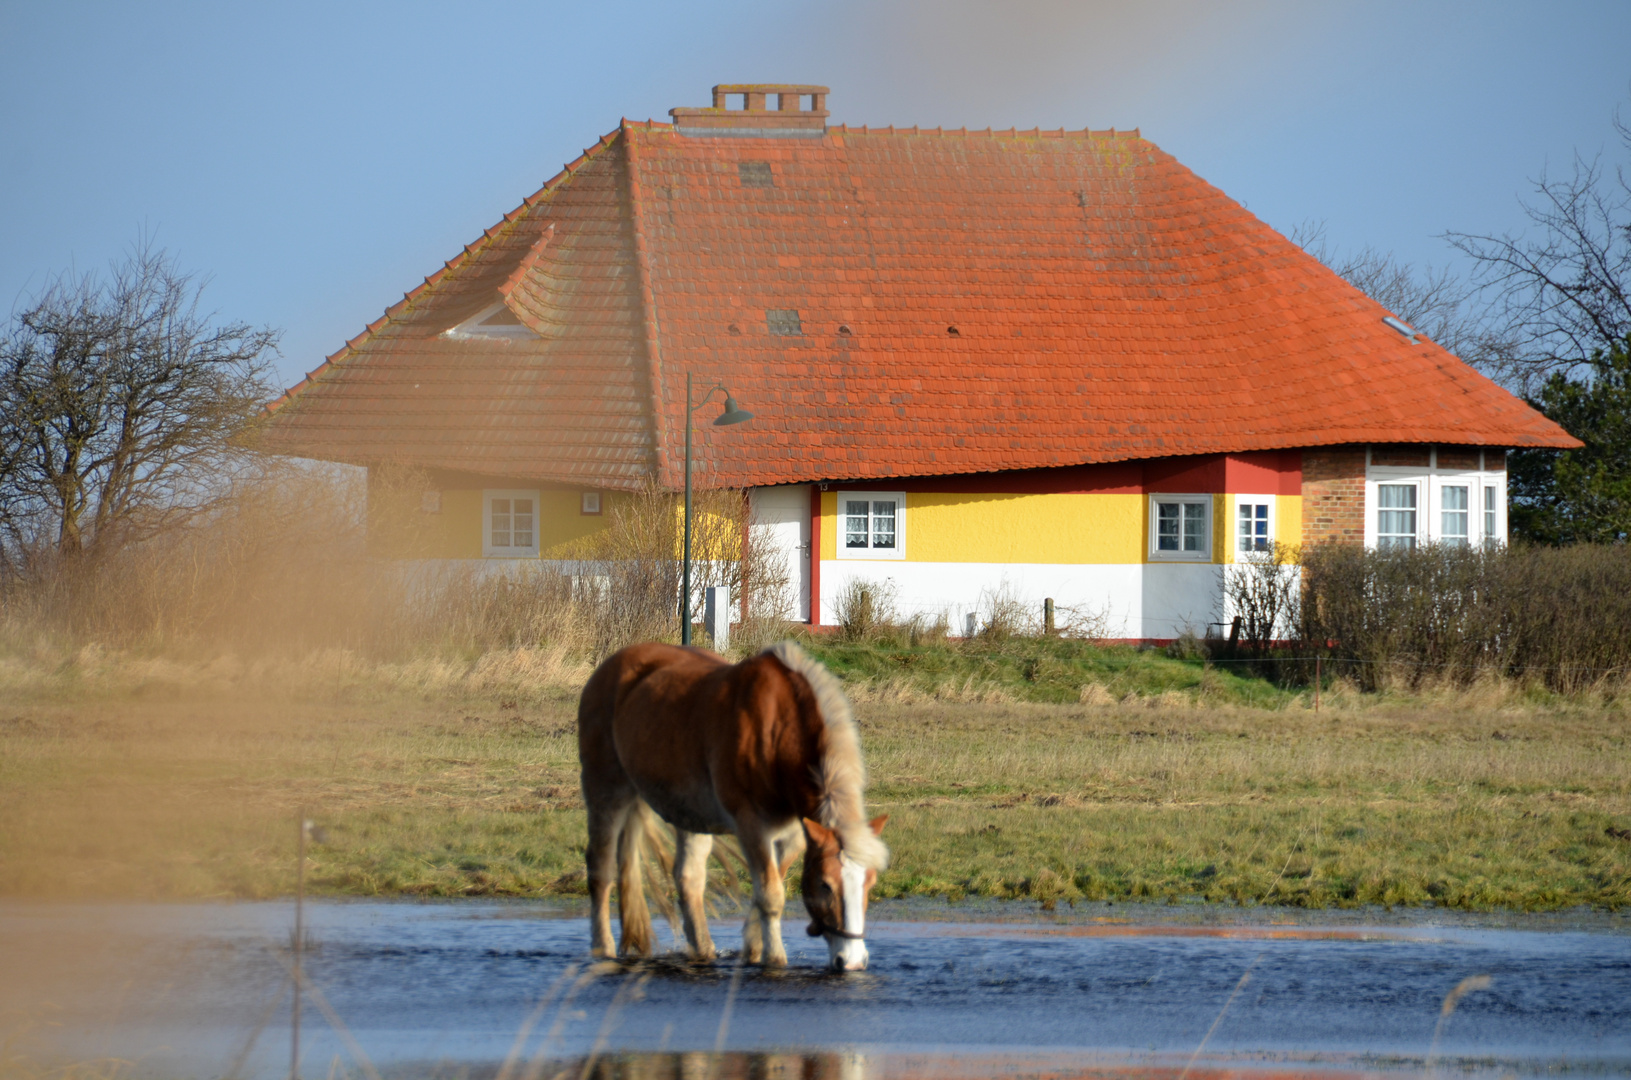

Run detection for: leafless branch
[[1444, 113, 1631, 390], [0, 242, 278, 569]]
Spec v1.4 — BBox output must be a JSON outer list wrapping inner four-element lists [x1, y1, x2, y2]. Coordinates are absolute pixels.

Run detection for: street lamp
[[682, 371, 752, 645]]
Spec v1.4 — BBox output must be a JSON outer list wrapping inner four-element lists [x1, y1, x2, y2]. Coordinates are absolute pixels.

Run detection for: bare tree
[[1444, 114, 1631, 391], [0, 245, 278, 568]]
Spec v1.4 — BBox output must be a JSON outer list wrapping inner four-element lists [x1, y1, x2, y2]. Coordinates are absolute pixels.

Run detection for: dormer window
[[443, 302, 538, 340]]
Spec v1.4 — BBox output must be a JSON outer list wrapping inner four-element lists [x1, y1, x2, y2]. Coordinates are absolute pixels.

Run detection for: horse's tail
[[616, 800, 676, 957]]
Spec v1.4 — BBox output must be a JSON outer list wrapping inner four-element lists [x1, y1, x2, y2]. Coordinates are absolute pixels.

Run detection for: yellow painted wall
[[371, 473, 620, 560], [373, 478, 752, 562], [817, 489, 1307, 566], [537, 490, 617, 556], [385, 480, 1304, 566], [1277, 495, 1302, 556], [440, 488, 484, 558], [821, 490, 1146, 564]]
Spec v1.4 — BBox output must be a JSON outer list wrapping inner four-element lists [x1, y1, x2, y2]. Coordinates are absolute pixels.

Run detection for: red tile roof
[[261, 114, 1579, 489]]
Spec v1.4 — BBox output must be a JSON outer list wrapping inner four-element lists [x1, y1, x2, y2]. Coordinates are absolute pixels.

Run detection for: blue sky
[[3, 0, 1628, 389]]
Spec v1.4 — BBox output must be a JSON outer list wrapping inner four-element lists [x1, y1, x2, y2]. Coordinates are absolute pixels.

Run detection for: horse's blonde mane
[[766, 640, 889, 871]]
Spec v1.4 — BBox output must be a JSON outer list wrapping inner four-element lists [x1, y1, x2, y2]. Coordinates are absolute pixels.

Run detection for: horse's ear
[[802, 817, 837, 849], [869, 814, 889, 836]]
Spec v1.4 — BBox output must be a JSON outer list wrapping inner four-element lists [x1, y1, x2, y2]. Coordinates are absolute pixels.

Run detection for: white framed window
[[484, 489, 539, 557], [443, 301, 539, 340], [1367, 451, 1507, 549], [1483, 485, 1501, 546], [581, 491, 602, 515], [1376, 482, 1419, 549], [1441, 484, 1470, 547], [420, 489, 442, 514], [1235, 497, 1274, 555], [836, 492, 906, 559], [1149, 495, 1211, 561]]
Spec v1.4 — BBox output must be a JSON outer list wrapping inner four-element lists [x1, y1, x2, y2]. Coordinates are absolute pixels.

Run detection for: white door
[[748, 485, 811, 622]]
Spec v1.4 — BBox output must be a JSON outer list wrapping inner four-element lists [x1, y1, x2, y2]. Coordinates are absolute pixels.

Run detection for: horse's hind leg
[[584, 798, 627, 959], [672, 829, 716, 960]]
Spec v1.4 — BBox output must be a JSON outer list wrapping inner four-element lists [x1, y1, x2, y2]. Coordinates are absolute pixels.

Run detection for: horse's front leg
[[673, 828, 716, 960], [736, 817, 791, 967]]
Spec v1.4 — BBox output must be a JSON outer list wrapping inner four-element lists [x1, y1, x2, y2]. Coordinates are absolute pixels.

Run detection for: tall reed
[[0, 462, 789, 664]]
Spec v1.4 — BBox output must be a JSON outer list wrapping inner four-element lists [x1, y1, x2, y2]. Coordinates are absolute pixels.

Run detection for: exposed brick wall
[[1371, 445, 1430, 467], [1437, 446, 1482, 470], [1302, 446, 1367, 546]]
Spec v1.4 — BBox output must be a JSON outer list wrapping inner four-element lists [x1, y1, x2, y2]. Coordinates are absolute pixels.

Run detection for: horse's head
[[801, 815, 888, 971]]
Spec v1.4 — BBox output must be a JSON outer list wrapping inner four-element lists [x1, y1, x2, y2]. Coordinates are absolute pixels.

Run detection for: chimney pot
[[673, 83, 831, 136]]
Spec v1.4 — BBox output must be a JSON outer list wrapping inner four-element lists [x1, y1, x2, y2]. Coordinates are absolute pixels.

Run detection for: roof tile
[[262, 118, 1578, 488]]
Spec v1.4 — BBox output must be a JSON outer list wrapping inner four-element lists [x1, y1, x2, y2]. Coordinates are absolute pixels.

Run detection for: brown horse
[[577, 640, 888, 970]]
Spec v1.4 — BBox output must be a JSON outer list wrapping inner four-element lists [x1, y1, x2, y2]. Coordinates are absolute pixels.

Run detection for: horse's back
[[578, 643, 724, 796]]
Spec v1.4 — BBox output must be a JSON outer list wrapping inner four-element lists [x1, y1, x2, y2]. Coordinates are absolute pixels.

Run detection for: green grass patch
[[1, 647, 1628, 912], [803, 635, 1292, 707]]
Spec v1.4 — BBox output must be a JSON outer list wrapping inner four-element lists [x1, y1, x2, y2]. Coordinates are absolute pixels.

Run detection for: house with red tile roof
[[261, 84, 1579, 641]]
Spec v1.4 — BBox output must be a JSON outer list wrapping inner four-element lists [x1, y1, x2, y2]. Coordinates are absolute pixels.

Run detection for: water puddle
[[3, 900, 1628, 1078]]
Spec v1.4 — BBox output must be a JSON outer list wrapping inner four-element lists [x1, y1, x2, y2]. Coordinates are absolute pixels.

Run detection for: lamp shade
[[714, 394, 753, 426]]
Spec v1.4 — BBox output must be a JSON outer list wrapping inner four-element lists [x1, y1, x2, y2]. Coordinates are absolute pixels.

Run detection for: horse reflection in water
[[578, 641, 888, 970], [572, 1052, 871, 1080]]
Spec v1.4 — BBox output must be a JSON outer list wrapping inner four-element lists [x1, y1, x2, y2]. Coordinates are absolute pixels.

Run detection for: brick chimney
[[670, 84, 829, 136]]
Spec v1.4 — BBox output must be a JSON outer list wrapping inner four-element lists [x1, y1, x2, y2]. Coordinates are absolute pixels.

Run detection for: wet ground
[[3, 899, 1629, 1079]]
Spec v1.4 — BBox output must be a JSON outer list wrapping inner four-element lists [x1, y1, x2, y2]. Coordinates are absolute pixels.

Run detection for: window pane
[[1238, 503, 1269, 552], [1157, 502, 1180, 551], [845, 500, 870, 548], [1183, 502, 1207, 552], [1377, 484, 1416, 548], [871, 500, 897, 549], [1484, 486, 1497, 540], [512, 498, 534, 549], [491, 498, 511, 548], [1442, 486, 1468, 547]]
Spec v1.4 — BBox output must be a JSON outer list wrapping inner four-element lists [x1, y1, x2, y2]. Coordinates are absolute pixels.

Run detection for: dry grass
[[1, 651, 1626, 911], [1, 466, 1627, 912]]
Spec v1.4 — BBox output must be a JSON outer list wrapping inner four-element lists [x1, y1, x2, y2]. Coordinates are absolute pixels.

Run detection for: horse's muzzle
[[826, 933, 869, 971]]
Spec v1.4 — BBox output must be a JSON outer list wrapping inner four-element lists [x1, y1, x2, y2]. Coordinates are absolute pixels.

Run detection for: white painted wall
[[817, 559, 1224, 640], [748, 485, 811, 621]]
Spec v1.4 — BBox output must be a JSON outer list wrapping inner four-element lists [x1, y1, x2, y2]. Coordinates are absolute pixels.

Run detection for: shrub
[[832, 577, 898, 642], [1298, 542, 1631, 692]]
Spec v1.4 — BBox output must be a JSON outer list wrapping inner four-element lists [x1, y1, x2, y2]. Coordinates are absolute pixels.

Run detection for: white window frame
[[1370, 478, 1422, 550], [483, 489, 541, 557], [1234, 495, 1275, 557], [835, 491, 906, 560], [581, 491, 602, 515], [1439, 481, 1472, 548], [1149, 494, 1212, 561], [1482, 482, 1505, 548], [1365, 451, 1507, 549]]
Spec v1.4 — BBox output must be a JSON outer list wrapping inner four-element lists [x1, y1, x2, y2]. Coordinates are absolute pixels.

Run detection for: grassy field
[[1, 640, 1628, 911]]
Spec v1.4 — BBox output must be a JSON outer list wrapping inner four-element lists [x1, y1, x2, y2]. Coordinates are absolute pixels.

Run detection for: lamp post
[[682, 371, 752, 645]]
